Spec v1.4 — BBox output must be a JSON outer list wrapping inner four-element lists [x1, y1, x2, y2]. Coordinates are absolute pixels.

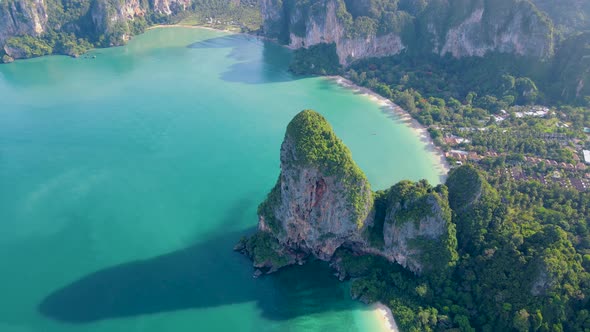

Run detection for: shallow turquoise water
[[0, 27, 442, 332]]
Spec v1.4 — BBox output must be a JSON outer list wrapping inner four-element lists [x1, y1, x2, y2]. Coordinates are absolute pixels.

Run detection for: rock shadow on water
[[187, 34, 298, 85], [38, 216, 360, 323]]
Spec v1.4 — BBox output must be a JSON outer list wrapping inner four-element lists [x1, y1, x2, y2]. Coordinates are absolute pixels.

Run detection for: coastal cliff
[[261, 0, 555, 65], [0, 0, 254, 61], [238, 110, 458, 276], [0, 0, 47, 45], [0, 0, 191, 44], [261, 0, 405, 65], [421, 0, 553, 58], [551, 32, 590, 101], [249, 110, 374, 263], [376, 181, 457, 274], [88, 0, 191, 44], [261, 0, 406, 65]]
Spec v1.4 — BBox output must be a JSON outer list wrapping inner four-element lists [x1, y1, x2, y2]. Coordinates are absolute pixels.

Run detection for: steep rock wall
[[0, 0, 192, 53], [243, 110, 457, 276], [381, 187, 454, 274], [262, 0, 405, 65], [531, 0, 590, 34], [89, 0, 191, 45], [0, 0, 48, 44], [425, 0, 554, 58], [258, 110, 374, 261], [261, 0, 555, 64]]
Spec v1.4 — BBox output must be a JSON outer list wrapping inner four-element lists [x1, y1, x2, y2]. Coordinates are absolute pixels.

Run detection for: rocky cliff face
[[423, 0, 554, 58], [240, 110, 457, 275], [0, 0, 193, 55], [261, 0, 405, 65], [257, 110, 374, 261], [551, 32, 590, 101], [261, 0, 555, 64], [88, 0, 191, 45], [531, 0, 590, 34], [0, 0, 48, 45], [377, 181, 457, 274], [260, 0, 283, 39]]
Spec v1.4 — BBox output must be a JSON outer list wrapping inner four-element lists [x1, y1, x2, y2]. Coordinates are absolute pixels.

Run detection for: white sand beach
[[328, 75, 451, 181], [147, 24, 234, 32], [371, 302, 399, 332]]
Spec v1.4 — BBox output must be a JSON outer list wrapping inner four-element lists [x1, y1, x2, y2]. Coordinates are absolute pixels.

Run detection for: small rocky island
[[236, 110, 459, 277]]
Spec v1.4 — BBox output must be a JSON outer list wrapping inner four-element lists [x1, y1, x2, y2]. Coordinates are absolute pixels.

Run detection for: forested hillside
[[339, 165, 590, 332], [278, 0, 589, 105], [531, 0, 590, 37]]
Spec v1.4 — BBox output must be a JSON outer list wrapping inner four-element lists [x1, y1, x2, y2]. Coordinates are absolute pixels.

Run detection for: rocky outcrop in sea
[[239, 110, 458, 276]]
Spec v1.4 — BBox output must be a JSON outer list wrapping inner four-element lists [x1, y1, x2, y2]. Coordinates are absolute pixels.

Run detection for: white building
[[584, 150, 590, 165]]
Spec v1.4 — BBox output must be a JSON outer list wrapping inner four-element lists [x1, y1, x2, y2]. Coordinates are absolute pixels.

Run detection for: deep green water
[[0, 27, 443, 332]]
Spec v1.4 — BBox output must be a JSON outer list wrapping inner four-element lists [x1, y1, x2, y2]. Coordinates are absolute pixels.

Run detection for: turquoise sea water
[[0, 27, 443, 332]]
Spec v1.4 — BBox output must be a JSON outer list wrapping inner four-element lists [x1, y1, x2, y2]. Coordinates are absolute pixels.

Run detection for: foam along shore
[[148, 24, 235, 32], [327, 76, 450, 183], [372, 302, 400, 332], [147, 24, 254, 35]]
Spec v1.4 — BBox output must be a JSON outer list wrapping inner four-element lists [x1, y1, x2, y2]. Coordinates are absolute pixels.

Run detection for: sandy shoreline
[[328, 75, 450, 182], [371, 302, 399, 332], [148, 24, 238, 33], [147, 24, 287, 47], [145, 25, 451, 181]]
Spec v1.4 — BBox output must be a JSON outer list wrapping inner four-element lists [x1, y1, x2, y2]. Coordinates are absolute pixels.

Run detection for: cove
[[0, 27, 443, 332]]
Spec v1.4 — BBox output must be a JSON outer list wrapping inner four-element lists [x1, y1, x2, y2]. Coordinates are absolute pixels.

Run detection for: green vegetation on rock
[[387, 180, 437, 225], [5, 35, 53, 58], [364, 189, 388, 248], [285, 110, 372, 227], [1, 55, 13, 63], [286, 110, 357, 177], [337, 165, 590, 331], [446, 165, 502, 252], [257, 177, 283, 235], [3, 31, 94, 61], [446, 165, 485, 210], [238, 232, 291, 270], [387, 180, 458, 274]]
